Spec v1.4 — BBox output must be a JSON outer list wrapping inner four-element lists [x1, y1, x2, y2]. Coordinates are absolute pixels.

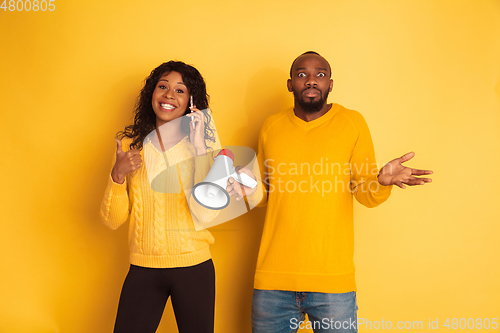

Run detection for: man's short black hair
[[289, 51, 331, 78]]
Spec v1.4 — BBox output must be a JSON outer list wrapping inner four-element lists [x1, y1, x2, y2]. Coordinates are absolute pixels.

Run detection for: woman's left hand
[[187, 106, 206, 155]]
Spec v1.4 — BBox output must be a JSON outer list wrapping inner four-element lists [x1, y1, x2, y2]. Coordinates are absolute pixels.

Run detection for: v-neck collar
[[288, 103, 339, 130]]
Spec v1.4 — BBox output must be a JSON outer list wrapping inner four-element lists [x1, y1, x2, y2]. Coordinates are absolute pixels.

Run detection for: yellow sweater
[[252, 104, 393, 293], [99, 136, 216, 268]]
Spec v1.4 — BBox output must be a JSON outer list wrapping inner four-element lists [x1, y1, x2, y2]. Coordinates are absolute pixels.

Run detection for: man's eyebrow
[[294, 67, 328, 71], [158, 79, 186, 85]]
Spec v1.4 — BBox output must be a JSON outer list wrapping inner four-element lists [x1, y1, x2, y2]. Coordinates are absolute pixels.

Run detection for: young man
[[230, 51, 432, 333]]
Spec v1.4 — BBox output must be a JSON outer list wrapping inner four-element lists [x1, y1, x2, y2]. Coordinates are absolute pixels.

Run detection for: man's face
[[287, 54, 333, 113]]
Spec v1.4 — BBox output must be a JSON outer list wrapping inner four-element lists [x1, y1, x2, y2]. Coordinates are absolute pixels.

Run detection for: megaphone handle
[[231, 172, 258, 189]]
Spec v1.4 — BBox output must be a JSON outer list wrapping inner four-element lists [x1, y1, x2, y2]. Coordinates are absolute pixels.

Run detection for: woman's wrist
[[194, 146, 207, 156], [111, 169, 125, 184]]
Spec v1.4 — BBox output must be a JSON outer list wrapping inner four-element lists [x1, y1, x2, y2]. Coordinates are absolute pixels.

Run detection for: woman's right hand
[[227, 166, 258, 201], [111, 138, 142, 184]]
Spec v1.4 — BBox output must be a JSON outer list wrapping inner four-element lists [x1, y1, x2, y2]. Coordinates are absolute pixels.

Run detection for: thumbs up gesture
[[111, 138, 142, 184]]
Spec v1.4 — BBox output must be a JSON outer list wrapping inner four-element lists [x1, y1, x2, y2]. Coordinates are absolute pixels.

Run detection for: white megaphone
[[192, 149, 257, 210]]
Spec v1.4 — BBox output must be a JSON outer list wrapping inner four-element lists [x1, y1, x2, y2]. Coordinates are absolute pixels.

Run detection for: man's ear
[[287, 79, 293, 92], [329, 79, 334, 92]]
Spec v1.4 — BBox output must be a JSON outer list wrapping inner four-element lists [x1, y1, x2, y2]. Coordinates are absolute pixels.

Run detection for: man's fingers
[[399, 151, 415, 163], [411, 168, 433, 176], [402, 179, 421, 186], [402, 177, 432, 186]]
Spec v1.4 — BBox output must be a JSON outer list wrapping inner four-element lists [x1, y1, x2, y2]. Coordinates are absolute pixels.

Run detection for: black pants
[[113, 259, 215, 333]]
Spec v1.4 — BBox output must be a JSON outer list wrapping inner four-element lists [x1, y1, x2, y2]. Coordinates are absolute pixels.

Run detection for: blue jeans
[[252, 289, 358, 333]]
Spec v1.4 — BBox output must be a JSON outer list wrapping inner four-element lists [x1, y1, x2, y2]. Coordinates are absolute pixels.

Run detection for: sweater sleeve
[[246, 126, 268, 208], [349, 113, 393, 208], [99, 150, 131, 230]]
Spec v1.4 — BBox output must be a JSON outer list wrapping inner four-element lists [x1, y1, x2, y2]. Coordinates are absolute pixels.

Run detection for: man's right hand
[[111, 138, 142, 184]]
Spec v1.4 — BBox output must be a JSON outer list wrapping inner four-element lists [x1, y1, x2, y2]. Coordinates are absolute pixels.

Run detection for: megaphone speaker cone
[[192, 182, 230, 210]]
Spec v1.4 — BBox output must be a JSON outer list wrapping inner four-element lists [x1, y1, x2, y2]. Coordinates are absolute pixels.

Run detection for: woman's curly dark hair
[[117, 61, 216, 150]]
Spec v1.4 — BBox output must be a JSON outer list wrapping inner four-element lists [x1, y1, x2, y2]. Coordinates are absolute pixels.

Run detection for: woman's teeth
[[161, 103, 176, 110]]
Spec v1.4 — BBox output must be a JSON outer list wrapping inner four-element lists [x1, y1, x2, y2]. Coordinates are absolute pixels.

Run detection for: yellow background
[[1, 0, 499, 332]]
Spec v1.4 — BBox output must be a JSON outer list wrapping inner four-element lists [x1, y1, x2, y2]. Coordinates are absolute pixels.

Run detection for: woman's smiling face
[[151, 71, 190, 127]]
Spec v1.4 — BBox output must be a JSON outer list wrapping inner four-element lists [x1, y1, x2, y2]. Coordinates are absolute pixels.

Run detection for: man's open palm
[[378, 152, 433, 189]]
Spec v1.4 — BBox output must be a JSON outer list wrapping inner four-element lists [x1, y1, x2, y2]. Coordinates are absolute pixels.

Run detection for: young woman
[[100, 61, 219, 333]]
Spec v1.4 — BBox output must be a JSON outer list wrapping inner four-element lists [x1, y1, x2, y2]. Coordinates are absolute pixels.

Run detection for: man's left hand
[[378, 152, 433, 189]]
